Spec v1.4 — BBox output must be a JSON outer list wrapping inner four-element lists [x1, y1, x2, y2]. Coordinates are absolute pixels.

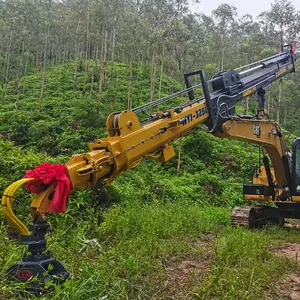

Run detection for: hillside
[[0, 61, 299, 299]]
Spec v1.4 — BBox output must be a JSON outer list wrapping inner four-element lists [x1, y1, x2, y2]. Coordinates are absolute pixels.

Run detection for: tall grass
[[2, 199, 300, 299]]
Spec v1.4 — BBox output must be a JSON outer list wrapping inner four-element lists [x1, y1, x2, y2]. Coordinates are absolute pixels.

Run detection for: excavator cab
[[233, 137, 300, 228], [242, 137, 300, 201]]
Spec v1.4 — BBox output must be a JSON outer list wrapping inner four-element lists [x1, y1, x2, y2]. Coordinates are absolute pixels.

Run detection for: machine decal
[[195, 107, 208, 119], [253, 124, 260, 137], [180, 107, 208, 125]]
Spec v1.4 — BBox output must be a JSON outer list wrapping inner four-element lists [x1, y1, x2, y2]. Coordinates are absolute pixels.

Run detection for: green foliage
[[0, 61, 181, 156], [0, 203, 230, 299]]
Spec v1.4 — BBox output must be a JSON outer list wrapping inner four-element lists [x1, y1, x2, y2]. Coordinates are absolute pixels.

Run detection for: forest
[[1, 0, 300, 299]]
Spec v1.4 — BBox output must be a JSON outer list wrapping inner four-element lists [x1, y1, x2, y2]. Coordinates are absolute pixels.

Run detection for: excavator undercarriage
[[231, 202, 300, 228], [231, 206, 284, 228]]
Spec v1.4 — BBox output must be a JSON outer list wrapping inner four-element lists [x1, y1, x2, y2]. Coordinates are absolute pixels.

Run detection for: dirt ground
[[164, 234, 214, 299], [271, 222, 300, 300], [275, 273, 300, 300], [164, 225, 300, 300]]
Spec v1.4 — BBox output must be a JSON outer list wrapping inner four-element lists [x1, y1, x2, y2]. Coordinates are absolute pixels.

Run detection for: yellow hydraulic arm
[[31, 102, 209, 218], [218, 117, 291, 202]]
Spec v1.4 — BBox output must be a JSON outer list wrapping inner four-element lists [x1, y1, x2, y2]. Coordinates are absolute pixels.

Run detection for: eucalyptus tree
[[259, 0, 300, 123], [211, 4, 238, 71], [259, 0, 299, 47]]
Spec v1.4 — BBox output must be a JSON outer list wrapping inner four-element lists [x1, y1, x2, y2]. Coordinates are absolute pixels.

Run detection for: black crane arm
[[183, 44, 296, 132]]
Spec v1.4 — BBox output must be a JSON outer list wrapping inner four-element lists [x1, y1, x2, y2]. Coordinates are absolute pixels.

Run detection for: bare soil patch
[[270, 242, 300, 299], [164, 235, 214, 299], [273, 242, 300, 262], [165, 258, 210, 300], [272, 274, 300, 300]]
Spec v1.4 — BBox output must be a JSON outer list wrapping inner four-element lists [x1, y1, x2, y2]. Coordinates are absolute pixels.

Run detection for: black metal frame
[[7, 221, 69, 292], [183, 44, 296, 132]]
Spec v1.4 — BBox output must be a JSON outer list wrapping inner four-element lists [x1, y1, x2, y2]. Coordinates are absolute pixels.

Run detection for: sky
[[189, 0, 300, 18]]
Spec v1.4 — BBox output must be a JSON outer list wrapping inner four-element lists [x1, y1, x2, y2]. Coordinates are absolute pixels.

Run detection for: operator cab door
[[292, 138, 300, 195]]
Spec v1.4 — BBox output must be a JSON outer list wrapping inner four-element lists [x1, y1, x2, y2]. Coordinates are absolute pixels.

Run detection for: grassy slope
[[1, 203, 300, 299], [0, 61, 299, 299]]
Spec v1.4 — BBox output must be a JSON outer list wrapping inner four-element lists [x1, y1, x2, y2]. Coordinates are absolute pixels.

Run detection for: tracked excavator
[[2, 44, 298, 288]]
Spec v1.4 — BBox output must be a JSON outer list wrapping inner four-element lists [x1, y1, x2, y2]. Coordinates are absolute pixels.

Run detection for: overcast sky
[[189, 0, 300, 18]]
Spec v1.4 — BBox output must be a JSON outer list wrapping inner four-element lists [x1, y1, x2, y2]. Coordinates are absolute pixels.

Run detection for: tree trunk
[[40, 24, 50, 101], [276, 80, 282, 123], [51, 45, 55, 73], [22, 60, 28, 96], [149, 54, 156, 114], [158, 46, 165, 100], [63, 24, 69, 63], [283, 106, 288, 126], [97, 55, 104, 114], [83, 63, 88, 97], [3, 32, 12, 94], [90, 48, 97, 93], [15, 39, 24, 109], [177, 57, 182, 80], [103, 30, 108, 87], [177, 137, 182, 176], [74, 21, 81, 89], [35, 50, 39, 73], [267, 90, 271, 116], [83, 5, 90, 97], [127, 58, 133, 110], [57, 37, 61, 65], [243, 97, 249, 115], [91, 46, 99, 93], [103, 30, 108, 62], [109, 15, 117, 87], [90, 68, 94, 93], [220, 48, 224, 71], [170, 68, 174, 94]]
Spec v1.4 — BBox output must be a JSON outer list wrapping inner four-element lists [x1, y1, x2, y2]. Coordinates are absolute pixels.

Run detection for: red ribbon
[[24, 162, 72, 213]]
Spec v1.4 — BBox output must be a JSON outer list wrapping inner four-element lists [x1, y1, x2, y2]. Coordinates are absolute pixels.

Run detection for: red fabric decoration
[[292, 43, 296, 54], [24, 162, 73, 213]]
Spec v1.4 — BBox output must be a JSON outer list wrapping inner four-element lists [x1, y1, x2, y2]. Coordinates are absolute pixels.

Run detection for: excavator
[[1, 44, 298, 289]]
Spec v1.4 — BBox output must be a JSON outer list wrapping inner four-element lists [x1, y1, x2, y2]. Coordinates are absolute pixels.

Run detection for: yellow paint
[[218, 118, 290, 201], [276, 66, 287, 77], [1, 178, 34, 235], [243, 87, 256, 98]]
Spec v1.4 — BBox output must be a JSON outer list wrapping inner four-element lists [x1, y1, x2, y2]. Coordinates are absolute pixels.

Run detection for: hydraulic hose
[[1, 178, 34, 236]]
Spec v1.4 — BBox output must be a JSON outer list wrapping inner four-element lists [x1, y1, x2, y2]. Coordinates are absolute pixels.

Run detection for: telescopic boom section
[[200, 44, 296, 131], [69, 102, 210, 187], [31, 45, 296, 217], [31, 102, 209, 216]]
